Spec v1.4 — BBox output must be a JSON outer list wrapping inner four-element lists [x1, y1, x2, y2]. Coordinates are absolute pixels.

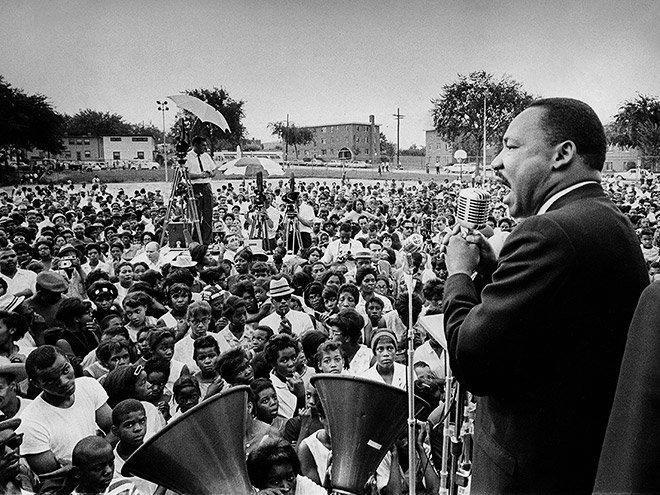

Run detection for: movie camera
[[283, 175, 300, 218]]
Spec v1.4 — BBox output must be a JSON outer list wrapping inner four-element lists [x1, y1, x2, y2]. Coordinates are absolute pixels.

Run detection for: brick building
[[293, 118, 380, 163]]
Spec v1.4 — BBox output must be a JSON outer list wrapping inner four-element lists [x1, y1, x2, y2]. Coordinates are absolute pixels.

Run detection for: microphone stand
[[403, 258, 416, 495], [439, 351, 452, 495]]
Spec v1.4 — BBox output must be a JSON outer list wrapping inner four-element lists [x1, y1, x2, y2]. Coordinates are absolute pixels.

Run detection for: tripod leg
[[160, 168, 181, 247]]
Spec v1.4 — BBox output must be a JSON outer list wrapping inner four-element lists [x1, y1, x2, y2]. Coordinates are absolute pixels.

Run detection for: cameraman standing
[[247, 192, 280, 252], [296, 192, 315, 251], [184, 136, 216, 245]]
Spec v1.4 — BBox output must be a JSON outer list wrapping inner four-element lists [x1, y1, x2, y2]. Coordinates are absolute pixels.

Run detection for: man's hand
[[279, 319, 292, 335], [443, 225, 480, 276]]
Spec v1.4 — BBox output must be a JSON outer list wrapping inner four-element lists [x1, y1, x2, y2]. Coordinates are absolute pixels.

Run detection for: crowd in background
[[0, 170, 658, 494]]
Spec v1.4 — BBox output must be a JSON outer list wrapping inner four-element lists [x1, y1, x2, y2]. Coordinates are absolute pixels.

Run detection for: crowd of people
[[0, 159, 658, 494]]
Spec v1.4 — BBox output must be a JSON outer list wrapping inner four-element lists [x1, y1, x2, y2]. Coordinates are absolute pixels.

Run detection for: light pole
[[156, 100, 169, 181]]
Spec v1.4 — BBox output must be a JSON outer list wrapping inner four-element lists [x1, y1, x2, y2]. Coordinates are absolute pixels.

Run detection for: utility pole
[[482, 96, 487, 187], [393, 108, 404, 169], [285, 114, 289, 163], [156, 100, 169, 181]]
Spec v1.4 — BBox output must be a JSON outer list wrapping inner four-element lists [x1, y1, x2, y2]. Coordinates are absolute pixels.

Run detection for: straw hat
[[267, 277, 294, 298], [170, 251, 197, 268]]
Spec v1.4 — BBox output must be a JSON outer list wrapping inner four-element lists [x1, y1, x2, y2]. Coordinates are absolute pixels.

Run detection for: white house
[[102, 135, 155, 162]]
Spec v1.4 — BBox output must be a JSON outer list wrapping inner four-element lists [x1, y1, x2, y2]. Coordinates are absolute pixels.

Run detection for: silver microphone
[[456, 188, 491, 230]]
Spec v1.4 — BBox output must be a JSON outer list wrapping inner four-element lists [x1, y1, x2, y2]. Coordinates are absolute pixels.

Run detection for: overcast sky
[[1, 0, 658, 147]]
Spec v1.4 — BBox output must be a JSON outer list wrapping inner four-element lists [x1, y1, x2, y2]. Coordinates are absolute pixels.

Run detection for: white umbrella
[[167, 94, 230, 132], [221, 156, 284, 177]]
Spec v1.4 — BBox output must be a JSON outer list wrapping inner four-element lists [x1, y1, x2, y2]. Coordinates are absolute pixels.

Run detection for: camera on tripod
[[254, 171, 266, 209], [283, 175, 299, 218]]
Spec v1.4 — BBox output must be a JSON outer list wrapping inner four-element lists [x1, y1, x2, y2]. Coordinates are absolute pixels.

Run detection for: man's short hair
[[25, 345, 65, 381], [527, 98, 607, 171], [193, 335, 220, 359]]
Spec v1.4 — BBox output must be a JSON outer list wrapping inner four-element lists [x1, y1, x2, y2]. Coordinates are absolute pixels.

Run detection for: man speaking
[[442, 98, 648, 494], [185, 135, 216, 245]]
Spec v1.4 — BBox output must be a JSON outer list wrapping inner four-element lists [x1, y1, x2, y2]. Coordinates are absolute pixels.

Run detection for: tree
[[431, 71, 535, 170], [179, 87, 246, 153], [268, 121, 313, 159], [400, 144, 425, 156], [131, 122, 163, 141], [0, 76, 64, 159], [607, 94, 660, 164], [63, 109, 135, 136], [379, 132, 395, 158]]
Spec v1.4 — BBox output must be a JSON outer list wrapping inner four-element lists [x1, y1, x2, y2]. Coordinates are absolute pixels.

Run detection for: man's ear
[[552, 140, 577, 170], [111, 424, 118, 436]]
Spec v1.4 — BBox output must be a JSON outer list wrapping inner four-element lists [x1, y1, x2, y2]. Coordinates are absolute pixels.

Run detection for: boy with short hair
[[111, 399, 163, 495], [192, 335, 220, 398], [71, 435, 137, 495]]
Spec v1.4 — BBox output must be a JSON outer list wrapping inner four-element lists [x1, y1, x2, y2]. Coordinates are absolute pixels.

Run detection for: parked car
[[442, 163, 477, 174], [613, 168, 652, 181]]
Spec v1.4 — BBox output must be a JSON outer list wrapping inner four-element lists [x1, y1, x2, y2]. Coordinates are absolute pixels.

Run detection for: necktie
[[197, 154, 205, 173]]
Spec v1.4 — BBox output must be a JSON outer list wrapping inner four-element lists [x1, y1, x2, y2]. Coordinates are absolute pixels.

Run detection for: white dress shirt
[[184, 150, 216, 184], [259, 309, 314, 336]]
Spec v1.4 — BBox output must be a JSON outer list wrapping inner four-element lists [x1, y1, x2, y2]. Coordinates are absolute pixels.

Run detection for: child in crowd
[[142, 357, 173, 422], [216, 348, 254, 386], [70, 436, 137, 495], [123, 292, 158, 342], [111, 399, 164, 495], [148, 329, 189, 393], [157, 283, 191, 340], [84, 336, 132, 380], [192, 335, 221, 398], [172, 376, 201, 419], [315, 340, 345, 374], [249, 378, 284, 432]]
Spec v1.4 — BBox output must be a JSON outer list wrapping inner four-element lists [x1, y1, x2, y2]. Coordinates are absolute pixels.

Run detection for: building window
[[346, 126, 349, 131], [137, 151, 145, 159], [357, 126, 360, 131], [321, 139, 326, 144], [68, 139, 75, 145], [84, 139, 90, 145], [604, 161, 612, 171], [110, 137, 122, 142], [356, 137, 360, 143], [76, 139, 83, 145], [65, 151, 71, 158], [113, 152, 121, 160], [321, 127, 326, 133], [84, 151, 91, 158], [132, 137, 148, 142], [321, 149, 326, 155]]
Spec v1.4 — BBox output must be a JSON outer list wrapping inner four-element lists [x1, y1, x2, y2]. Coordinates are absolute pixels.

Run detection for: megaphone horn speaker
[[122, 385, 252, 495], [311, 374, 408, 495]]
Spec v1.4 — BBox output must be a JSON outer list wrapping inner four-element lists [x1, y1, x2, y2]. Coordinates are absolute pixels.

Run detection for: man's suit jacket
[[443, 183, 649, 494]]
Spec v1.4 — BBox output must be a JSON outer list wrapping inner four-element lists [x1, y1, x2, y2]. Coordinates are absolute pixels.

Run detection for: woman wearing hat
[[88, 281, 121, 323]]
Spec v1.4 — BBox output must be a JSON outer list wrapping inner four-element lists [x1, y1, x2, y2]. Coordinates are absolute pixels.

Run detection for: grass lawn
[[36, 166, 457, 185]]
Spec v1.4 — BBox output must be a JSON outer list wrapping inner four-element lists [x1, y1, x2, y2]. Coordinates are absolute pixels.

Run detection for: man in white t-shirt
[[0, 247, 36, 298], [17, 345, 112, 475]]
